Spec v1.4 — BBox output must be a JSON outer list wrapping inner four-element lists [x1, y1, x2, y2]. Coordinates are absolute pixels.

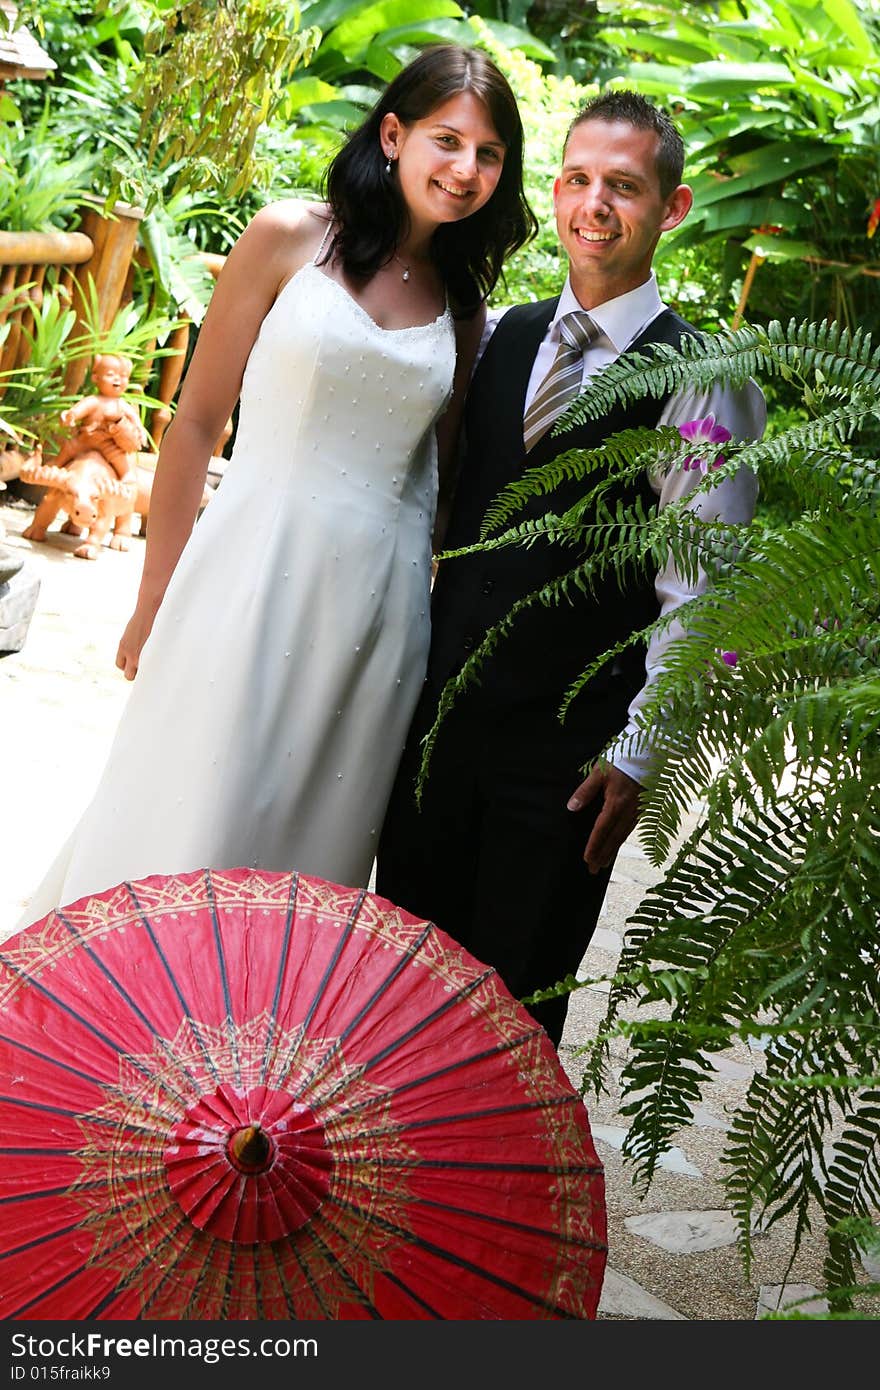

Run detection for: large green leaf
[[689, 142, 834, 208], [684, 110, 786, 158], [298, 98, 366, 130], [283, 75, 340, 113], [361, 40, 404, 80], [742, 233, 825, 262], [479, 18, 556, 62], [685, 61, 847, 109], [373, 17, 477, 49], [326, 0, 462, 58], [598, 28, 714, 65], [815, 0, 877, 61], [692, 196, 812, 236], [608, 61, 690, 101], [300, 0, 382, 27]]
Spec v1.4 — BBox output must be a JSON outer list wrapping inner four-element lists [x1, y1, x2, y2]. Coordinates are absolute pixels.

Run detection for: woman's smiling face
[[381, 90, 506, 240]]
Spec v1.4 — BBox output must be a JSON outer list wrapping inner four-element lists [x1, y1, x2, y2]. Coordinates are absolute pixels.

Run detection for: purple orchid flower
[[678, 414, 732, 473], [720, 650, 738, 667]]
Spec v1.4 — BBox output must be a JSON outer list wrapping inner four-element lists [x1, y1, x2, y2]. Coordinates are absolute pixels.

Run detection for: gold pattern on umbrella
[[68, 1017, 420, 1320]]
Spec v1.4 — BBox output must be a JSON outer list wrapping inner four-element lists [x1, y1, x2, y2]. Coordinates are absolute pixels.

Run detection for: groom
[[376, 91, 765, 1046]]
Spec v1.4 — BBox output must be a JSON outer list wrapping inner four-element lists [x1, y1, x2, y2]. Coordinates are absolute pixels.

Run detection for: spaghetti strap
[[313, 217, 334, 265]]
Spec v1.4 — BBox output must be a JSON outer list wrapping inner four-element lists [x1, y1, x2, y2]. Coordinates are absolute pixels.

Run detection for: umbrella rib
[[404, 1194, 608, 1254], [89, 1208, 195, 1320], [0, 1029, 117, 1087], [0, 1177, 110, 1205], [315, 1027, 545, 1123], [280, 1240, 331, 1319], [262, 874, 299, 1086], [307, 967, 495, 1116], [290, 922, 435, 1100], [326, 1093, 583, 1145], [0, 1147, 89, 1155], [218, 1242, 237, 1321], [380, 1271, 444, 1318], [0, 1091, 159, 1137], [330, 1168, 606, 1254], [55, 908, 197, 1104], [0, 1035, 181, 1135], [141, 1232, 226, 1322], [0, 948, 161, 1091], [377, 1026, 544, 1097], [125, 882, 222, 1085], [178, 1236, 223, 1321], [355, 968, 494, 1074], [328, 1198, 580, 1319], [403, 1093, 582, 1132], [299, 889, 367, 1037], [204, 869, 240, 1086], [397, 1157, 604, 1176], [334, 922, 433, 1047], [251, 1242, 268, 1322], [1, 1224, 102, 1318], [290, 1224, 383, 1319], [0, 1213, 87, 1266]]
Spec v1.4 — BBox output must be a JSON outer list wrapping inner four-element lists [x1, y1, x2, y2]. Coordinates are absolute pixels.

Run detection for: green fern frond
[[478, 426, 683, 538], [559, 319, 880, 433]]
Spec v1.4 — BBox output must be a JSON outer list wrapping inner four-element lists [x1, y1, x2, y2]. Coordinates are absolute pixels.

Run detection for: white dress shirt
[[481, 272, 766, 783]]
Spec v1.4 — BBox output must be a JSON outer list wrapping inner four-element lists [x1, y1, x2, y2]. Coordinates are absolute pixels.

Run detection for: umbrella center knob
[[227, 1124, 274, 1173], [165, 1084, 334, 1242]]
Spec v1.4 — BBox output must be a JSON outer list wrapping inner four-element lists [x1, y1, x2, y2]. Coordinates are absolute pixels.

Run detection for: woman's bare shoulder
[[243, 200, 331, 257], [216, 200, 331, 298]]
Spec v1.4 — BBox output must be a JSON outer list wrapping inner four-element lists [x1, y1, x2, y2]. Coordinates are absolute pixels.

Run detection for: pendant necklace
[[393, 253, 411, 282]]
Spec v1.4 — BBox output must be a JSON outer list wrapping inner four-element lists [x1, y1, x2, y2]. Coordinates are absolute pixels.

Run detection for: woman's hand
[[115, 602, 158, 681]]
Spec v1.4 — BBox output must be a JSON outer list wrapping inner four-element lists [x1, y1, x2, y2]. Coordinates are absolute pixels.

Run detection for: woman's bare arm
[[116, 202, 325, 678]]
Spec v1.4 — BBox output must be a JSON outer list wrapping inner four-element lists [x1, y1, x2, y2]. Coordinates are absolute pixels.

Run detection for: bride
[[20, 43, 535, 926]]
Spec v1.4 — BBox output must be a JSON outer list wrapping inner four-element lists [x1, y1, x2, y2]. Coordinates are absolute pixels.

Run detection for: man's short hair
[[564, 90, 685, 197]]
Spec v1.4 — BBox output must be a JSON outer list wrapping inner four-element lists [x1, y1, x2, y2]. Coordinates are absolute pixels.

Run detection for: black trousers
[[376, 681, 630, 1047]]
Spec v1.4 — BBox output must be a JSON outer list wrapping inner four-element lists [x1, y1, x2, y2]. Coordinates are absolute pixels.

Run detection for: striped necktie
[[522, 310, 596, 452]]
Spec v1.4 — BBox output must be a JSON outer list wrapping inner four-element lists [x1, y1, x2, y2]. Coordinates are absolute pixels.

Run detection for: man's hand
[[567, 764, 641, 874]]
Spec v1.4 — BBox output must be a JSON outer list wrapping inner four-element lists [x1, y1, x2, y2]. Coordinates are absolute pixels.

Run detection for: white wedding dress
[[22, 257, 455, 926]]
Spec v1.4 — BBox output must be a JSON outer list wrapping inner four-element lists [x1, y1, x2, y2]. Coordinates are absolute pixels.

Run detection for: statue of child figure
[[52, 353, 148, 479]]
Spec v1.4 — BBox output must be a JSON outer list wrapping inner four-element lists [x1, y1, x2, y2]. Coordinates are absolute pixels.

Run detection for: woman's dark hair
[[323, 44, 536, 314]]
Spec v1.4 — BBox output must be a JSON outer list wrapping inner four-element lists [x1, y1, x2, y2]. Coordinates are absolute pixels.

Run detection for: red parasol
[[0, 868, 606, 1319]]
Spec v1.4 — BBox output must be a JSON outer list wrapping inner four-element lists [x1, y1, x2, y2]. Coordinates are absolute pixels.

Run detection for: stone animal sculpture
[[20, 450, 139, 560]]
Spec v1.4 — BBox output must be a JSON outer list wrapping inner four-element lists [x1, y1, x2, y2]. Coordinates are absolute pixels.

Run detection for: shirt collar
[[550, 273, 665, 354]]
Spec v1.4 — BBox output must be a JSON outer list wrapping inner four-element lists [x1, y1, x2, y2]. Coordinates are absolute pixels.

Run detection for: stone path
[[1, 497, 876, 1321]]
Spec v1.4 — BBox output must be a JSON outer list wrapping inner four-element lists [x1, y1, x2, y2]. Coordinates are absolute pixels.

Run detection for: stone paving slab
[[2, 497, 878, 1322]]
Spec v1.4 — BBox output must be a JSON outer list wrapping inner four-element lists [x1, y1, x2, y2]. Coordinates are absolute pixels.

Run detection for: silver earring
[[384, 155, 392, 174]]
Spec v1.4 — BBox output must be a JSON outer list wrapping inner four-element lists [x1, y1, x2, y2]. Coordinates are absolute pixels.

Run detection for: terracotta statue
[[21, 450, 139, 560], [17, 356, 215, 558], [20, 450, 216, 558], [129, 454, 215, 537], [51, 353, 148, 480]]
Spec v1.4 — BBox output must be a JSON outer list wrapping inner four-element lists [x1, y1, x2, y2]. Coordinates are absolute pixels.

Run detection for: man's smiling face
[[553, 118, 692, 309]]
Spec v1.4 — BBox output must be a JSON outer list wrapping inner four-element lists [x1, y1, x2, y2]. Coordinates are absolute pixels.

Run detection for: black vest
[[427, 297, 699, 719]]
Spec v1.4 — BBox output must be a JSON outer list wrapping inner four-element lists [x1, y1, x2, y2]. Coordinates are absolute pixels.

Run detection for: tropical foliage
[[594, 0, 880, 331]]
